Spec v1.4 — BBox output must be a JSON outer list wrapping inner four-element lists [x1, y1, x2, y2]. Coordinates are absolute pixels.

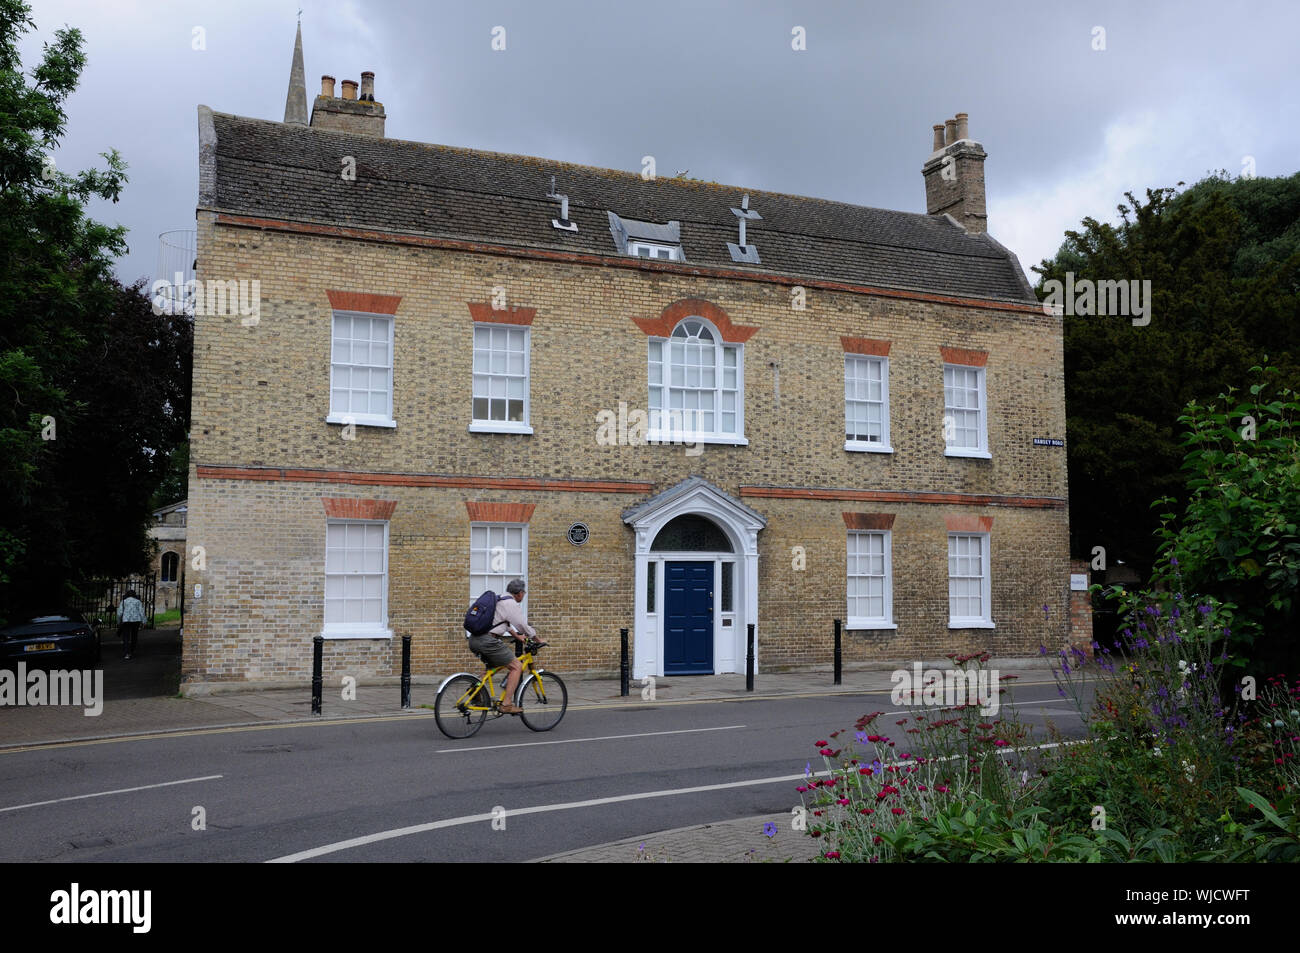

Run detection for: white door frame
[[624, 478, 765, 678]]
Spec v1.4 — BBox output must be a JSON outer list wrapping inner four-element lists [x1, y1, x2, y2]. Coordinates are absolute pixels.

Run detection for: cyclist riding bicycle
[[467, 578, 546, 714]]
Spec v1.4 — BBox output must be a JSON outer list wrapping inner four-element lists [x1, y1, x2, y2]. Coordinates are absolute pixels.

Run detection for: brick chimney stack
[[310, 70, 386, 137], [922, 112, 987, 234]]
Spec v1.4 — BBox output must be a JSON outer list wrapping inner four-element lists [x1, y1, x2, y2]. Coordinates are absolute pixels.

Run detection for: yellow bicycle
[[434, 637, 567, 739]]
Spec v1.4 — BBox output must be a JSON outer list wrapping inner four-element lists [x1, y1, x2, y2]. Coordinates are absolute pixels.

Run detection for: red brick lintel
[[468, 302, 536, 325], [213, 214, 1044, 316], [465, 501, 536, 522], [841, 336, 891, 357], [196, 465, 653, 494], [322, 497, 398, 520], [744, 486, 1065, 509], [940, 346, 989, 367], [843, 512, 896, 530], [326, 290, 402, 315]]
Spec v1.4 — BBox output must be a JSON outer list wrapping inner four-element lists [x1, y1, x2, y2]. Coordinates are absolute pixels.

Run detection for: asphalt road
[[0, 682, 1087, 863]]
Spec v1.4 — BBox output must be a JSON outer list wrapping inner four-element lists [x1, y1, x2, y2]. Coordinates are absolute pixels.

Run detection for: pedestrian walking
[[117, 590, 146, 660]]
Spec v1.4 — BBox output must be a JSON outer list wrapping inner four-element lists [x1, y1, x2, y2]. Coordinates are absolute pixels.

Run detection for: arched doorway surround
[[622, 476, 766, 677]]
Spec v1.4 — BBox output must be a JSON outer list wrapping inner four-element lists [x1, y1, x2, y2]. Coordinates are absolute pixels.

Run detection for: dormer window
[[608, 211, 686, 262], [628, 240, 683, 261]]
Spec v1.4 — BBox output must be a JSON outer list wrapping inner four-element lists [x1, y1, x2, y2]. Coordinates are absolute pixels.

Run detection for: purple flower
[[1198, 604, 1211, 616], [763, 822, 777, 838], [1135, 638, 1148, 649], [1171, 557, 1179, 567], [1042, 604, 1050, 618]]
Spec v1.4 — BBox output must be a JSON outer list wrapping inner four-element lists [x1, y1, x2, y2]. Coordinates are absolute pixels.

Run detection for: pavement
[[1, 626, 1061, 863]]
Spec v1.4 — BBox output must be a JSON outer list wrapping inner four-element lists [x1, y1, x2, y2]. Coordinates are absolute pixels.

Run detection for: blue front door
[[664, 561, 713, 674]]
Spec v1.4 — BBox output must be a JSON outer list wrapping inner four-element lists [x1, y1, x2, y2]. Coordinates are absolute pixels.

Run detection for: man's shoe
[[498, 702, 523, 715]]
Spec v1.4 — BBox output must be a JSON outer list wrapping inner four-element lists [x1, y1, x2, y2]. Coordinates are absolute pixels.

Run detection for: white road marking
[[271, 729, 1089, 863], [267, 770, 807, 862], [0, 774, 223, 814], [436, 724, 746, 753]]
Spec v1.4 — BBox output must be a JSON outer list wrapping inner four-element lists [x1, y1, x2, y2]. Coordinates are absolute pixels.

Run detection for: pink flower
[[815, 740, 829, 747], [891, 807, 905, 815], [993, 739, 1010, 747], [824, 851, 841, 860], [837, 798, 850, 805]]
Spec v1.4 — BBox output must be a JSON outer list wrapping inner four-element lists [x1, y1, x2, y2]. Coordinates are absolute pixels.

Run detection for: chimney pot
[[954, 112, 969, 141], [932, 124, 946, 152], [360, 71, 375, 101], [944, 118, 957, 146], [341, 79, 358, 101], [321, 75, 336, 97]]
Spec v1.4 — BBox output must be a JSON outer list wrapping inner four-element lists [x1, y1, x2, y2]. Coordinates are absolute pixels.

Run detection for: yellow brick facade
[[183, 212, 1070, 683]]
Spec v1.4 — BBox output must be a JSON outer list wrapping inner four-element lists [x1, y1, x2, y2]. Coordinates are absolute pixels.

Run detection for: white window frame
[[845, 355, 892, 453], [647, 317, 748, 446], [943, 363, 989, 458], [468, 323, 534, 435], [947, 532, 994, 629], [469, 522, 529, 614], [628, 240, 684, 261], [322, 519, 392, 639], [326, 310, 396, 429], [847, 530, 895, 630]]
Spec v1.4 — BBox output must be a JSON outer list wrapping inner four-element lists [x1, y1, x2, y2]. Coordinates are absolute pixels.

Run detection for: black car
[[0, 611, 102, 668]]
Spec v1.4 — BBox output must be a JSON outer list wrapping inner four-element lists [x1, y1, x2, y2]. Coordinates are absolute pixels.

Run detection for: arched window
[[161, 551, 179, 583], [648, 318, 741, 440], [650, 514, 733, 552]]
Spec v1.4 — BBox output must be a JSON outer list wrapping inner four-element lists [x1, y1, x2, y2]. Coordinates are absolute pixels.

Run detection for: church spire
[[283, 20, 308, 125]]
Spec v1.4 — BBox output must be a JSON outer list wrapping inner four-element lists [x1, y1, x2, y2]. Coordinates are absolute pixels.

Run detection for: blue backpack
[[464, 591, 501, 636]]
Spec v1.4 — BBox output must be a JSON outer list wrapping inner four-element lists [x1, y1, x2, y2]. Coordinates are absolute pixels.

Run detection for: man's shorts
[[468, 633, 515, 668]]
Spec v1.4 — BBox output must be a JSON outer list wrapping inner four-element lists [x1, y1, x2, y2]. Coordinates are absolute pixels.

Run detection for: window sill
[[645, 431, 749, 447], [845, 442, 893, 454], [321, 627, 394, 640], [947, 620, 996, 630], [944, 448, 991, 460], [326, 413, 396, 429], [846, 620, 897, 631], [468, 422, 534, 435]]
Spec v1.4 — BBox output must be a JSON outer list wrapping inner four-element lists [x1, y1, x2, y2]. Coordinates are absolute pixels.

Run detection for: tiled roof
[[200, 109, 1037, 304]]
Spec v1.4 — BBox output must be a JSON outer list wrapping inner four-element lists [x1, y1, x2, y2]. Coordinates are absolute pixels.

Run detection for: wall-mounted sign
[[567, 523, 590, 546], [1033, 438, 1065, 447], [1069, 573, 1088, 591]]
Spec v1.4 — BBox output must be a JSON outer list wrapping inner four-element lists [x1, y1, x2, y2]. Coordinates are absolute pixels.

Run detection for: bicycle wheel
[[517, 670, 567, 732], [435, 674, 488, 739]]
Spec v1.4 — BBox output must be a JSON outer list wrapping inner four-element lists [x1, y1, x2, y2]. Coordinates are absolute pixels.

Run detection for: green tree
[[0, 0, 191, 618], [1035, 173, 1300, 576], [1153, 365, 1300, 673]]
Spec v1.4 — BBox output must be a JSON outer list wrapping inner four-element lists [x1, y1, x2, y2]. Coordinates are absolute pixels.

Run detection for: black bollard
[[311, 635, 324, 716], [400, 634, 412, 709], [620, 628, 630, 697], [833, 618, 842, 686], [746, 623, 755, 692]]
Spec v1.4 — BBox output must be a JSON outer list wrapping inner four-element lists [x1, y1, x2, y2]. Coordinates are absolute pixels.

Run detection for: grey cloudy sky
[[23, 0, 1300, 287]]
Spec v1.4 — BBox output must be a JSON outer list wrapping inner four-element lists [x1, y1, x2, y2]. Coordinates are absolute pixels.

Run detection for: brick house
[[182, 28, 1074, 684]]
